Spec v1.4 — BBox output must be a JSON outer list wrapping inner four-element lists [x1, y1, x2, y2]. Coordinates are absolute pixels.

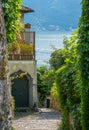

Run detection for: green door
[[12, 76, 29, 107]]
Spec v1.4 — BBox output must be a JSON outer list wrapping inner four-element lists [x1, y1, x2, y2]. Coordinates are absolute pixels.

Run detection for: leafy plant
[[56, 64, 81, 130], [7, 43, 34, 55], [49, 30, 82, 129], [11, 126, 16, 130], [2, 0, 22, 44], [77, 0, 89, 129], [37, 65, 54, 106], [50, 83, 60, 110], [49, 49, 66, 70]]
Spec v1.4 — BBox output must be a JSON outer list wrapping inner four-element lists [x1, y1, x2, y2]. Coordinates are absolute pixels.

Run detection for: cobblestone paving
[[13, 108, 61, 130]]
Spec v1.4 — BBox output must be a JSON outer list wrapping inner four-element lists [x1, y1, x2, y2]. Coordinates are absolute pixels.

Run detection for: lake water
[[35, 31, 71, 66]]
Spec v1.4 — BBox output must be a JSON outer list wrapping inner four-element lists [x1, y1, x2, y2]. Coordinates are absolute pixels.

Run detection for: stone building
[[8, 6, 38, 109]]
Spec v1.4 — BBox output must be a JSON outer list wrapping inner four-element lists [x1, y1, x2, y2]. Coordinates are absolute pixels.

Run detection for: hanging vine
[[2, 0, 22, 44]]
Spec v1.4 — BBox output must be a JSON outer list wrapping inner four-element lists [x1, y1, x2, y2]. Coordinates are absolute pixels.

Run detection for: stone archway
[[11, 70, 33, 108]]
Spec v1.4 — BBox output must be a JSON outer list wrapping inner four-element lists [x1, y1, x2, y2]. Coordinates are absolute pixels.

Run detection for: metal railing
[[8, 53, 34, 60], [8, 31, 36, 61]]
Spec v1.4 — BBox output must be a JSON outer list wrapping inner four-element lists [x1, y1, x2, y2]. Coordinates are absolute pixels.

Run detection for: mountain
[[23, 0, 82, 32]]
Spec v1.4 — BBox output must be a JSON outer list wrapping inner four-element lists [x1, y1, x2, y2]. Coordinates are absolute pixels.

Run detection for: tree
[[49, 49, 66, 70], [78, 0, 89, 129]]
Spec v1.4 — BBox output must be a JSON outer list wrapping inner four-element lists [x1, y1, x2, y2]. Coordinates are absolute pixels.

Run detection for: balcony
[[8, 31, 35, 61]]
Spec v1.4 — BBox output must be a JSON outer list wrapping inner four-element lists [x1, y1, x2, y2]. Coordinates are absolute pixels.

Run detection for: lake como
[[36, 31, 71, 66]]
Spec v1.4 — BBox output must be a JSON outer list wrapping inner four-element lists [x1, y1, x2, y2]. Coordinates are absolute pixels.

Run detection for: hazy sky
[[22, 0, 81, 31]]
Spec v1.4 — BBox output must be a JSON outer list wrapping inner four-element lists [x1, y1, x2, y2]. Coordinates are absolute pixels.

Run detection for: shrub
[[56, 65, 81, 130], [11, 126, 16, 130], [50, 83, 60, 111]]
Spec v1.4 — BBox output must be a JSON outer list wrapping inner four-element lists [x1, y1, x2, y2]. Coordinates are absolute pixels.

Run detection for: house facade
[[8, 6, 38, 109]]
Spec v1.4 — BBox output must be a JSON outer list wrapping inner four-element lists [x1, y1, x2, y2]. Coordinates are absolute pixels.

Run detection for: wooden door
[[12, 76, 29, 107]]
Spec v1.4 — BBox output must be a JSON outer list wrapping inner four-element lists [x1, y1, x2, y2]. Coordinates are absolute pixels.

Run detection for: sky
[[22, 0, 81, 31]]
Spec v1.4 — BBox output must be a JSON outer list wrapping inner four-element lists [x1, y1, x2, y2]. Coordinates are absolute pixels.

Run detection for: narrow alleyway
[[13, 108, 61, 130]]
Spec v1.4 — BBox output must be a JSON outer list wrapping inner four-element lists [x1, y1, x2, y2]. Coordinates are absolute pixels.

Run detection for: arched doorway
[[11, 70, 33, 108]]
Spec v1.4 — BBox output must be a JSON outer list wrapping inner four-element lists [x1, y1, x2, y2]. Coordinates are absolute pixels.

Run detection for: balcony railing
[[8, 31, 36, 61], [8, 54, 34, 60]]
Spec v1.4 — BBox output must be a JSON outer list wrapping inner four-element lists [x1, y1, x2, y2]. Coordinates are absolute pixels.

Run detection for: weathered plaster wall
[[8, 60, 37, 107]]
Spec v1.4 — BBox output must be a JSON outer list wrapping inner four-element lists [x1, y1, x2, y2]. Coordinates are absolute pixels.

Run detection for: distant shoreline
[[36, 31, 71, 66]]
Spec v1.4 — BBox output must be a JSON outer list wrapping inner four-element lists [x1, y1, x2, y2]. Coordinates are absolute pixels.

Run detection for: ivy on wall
[[2, 0, 22, 44], [51, 31, 82, 130], [56, 64, 81, 130], [78, 0, 89, 129]]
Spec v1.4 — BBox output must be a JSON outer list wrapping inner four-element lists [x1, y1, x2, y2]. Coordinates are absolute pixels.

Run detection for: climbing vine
[[77, 0, 89, 129], [2, 0, 22, 44], [56, 31, 81, 129]]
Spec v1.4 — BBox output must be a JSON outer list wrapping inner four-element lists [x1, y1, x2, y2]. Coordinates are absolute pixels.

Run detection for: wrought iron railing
[[8, 53, 34, 60]]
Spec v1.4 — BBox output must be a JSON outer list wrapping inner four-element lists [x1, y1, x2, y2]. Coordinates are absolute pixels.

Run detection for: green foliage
[[77, 0, 89, 129], [50, 83, 60, 110], [2, 0, 22, 43], [11, 126, 16, 130], [63, 35, 70, 49], [49, 30, 78, 71], [50, 83, 59, 101], [56, 64, 81, 130], [56, 65, 70, 130], [37, 65, 54, 106], [64, 30, 78, 65], [49, 30, 82, 130], [49, 49, 66, 70], [36, 29, 83, 129], [7, 42, 34, 54], [11, 96, 15, 117]]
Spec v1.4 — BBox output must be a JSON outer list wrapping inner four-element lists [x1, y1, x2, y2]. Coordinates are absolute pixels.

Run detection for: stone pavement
[[13, 108, 61, 130]]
